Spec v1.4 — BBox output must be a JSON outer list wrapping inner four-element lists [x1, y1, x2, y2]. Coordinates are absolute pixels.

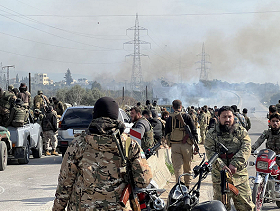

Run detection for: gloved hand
[[251, 148, 256, 154]]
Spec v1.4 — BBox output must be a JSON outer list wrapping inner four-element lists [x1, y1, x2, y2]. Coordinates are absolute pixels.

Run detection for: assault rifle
[[145, 141, 161, 159], [176, 113, 199, 153], [220, 169, 239, 205], [112, 130, 141, 211]]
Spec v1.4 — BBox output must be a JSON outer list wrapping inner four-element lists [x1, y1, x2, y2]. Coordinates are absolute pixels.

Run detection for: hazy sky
[[0, 0, 280, 84]]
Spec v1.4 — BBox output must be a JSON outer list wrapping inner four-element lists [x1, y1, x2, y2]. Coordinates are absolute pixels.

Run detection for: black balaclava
[[92, 97, 119, 120]]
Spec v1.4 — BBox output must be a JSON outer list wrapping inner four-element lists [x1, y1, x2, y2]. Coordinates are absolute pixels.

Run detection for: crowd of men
[[0, 83, 65, 156], [52, 95, 258, 211]]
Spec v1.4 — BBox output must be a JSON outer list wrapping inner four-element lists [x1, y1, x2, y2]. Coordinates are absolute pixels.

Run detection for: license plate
[[73, 129, 84, 134]]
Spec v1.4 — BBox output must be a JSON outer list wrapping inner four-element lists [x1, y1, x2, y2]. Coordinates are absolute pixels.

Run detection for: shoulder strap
[[125, 137, 132, 157]]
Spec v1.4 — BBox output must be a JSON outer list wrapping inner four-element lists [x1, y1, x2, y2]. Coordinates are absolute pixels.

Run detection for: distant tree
[[56, 87, 68, 103], [91, 81, 102, 90], [16, 74, 19, 83], [64, 68, 73, 86], [66, 85, 85, 105]]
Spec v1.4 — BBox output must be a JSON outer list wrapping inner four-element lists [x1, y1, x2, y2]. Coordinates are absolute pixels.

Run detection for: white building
[[33, 73, 53, 85]]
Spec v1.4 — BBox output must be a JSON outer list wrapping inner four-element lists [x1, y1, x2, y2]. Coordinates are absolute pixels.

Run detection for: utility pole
[[196, 43, 211, 82], [124, 13, 150, 102], [2, 65, 15, 90]]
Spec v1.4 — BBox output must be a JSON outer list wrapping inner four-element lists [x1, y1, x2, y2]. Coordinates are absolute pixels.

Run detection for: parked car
[[57, 106, 133, 156]]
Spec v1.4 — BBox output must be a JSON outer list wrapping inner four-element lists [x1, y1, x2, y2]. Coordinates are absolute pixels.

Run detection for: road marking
[[0, 186, 5, 194]]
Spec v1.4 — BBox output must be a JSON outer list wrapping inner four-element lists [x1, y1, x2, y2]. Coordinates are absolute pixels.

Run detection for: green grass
[[165, 162, 174, 175]]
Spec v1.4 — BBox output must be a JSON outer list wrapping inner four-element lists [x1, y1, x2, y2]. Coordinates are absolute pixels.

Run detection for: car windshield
[[61, 108, 93, 129]]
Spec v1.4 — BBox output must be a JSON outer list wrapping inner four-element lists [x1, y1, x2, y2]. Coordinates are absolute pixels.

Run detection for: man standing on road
[[142, 109, 162, 144], [130, 106, 155, 151], [53, 97, 152, 210], [205, 106, 254, 211], [165, 99, 199, 188], [242, 108, 251, 131], [52, 97, 64, 118], [251, 112, 280, 155], [42, 106, 58, 156]]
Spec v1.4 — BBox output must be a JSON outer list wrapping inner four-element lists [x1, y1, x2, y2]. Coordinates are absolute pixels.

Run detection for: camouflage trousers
[[0, 107, 10, 127], [200, 126, 207, 144], [213, 180, 255, 211], [43, 130, 57, 150], [171, 142, 193, 186]]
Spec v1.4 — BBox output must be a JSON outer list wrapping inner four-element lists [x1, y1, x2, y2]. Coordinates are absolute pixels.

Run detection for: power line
[[0, 48, 125, 65], [0, 4, 128, 41], [1, 10, 280, 17], [0, 31, 127, 52], [0, 9, 124, 51]]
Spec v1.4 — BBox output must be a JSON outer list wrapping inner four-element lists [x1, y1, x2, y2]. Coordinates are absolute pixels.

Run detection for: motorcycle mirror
[[253, 150, 259, 155]]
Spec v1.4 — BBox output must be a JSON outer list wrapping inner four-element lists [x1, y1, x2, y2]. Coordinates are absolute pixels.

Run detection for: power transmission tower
[[2, 65, 15, 90], [124, 13, 150, 101], [196, 43, 211, 82]]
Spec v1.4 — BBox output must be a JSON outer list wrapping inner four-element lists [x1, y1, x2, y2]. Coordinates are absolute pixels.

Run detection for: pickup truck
[[7, 114, 43, 164]]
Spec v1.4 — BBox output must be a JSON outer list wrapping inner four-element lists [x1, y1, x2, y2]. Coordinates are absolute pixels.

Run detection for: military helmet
[[38, 90, 43, 95], [8, 85, 14, 91]]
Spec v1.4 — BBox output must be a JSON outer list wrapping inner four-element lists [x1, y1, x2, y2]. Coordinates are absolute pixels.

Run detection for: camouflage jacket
[[53, 129, 152, 211], [252, 128, 280, 154], [205, 123, 251, 186]]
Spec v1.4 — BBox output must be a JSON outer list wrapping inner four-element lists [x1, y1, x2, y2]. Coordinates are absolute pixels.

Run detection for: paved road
[[0, 155, 62, 211]]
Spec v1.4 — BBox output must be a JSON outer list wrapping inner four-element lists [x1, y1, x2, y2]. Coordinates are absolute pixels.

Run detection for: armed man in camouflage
[[130, 106, 155, 151], [165, 99, 199, 188], [0, 85, 17, 126], [252, 112, 280, 155], [199, 107, 208, 144], [205, 106, 254, 211], [5, 98, 27, 127], [18, 83, 31, 108], [53, 97, 152, 211], [33, 90, 49, 113]]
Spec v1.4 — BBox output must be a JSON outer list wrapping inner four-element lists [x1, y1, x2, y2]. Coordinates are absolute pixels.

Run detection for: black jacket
[[42, 111, 57, 132], [148, 117, 162, 143]]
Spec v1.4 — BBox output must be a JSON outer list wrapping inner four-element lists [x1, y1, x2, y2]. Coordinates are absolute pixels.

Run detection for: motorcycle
[[167, 143, 228, 211], [135, 186, 166, 211], [250, 148, 280, 211]]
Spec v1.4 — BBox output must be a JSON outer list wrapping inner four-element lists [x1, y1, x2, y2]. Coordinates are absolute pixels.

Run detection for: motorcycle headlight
[[257, 161, 268, 170], [171, 184, 188, 200]]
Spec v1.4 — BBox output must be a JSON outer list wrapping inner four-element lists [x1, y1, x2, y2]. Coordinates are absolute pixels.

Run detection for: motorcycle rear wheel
[[252, 182, 265, 211]]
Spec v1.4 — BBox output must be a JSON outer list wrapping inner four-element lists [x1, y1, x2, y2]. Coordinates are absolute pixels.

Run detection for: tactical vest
[[266, 129, 280, 154], [133, 117, 154, 151], [34, 95, 43, 109], [0, 91, 14, 109], [212, 125, 243, 165], [169, 111, 186, 142], [12, 106, 26, 127]]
